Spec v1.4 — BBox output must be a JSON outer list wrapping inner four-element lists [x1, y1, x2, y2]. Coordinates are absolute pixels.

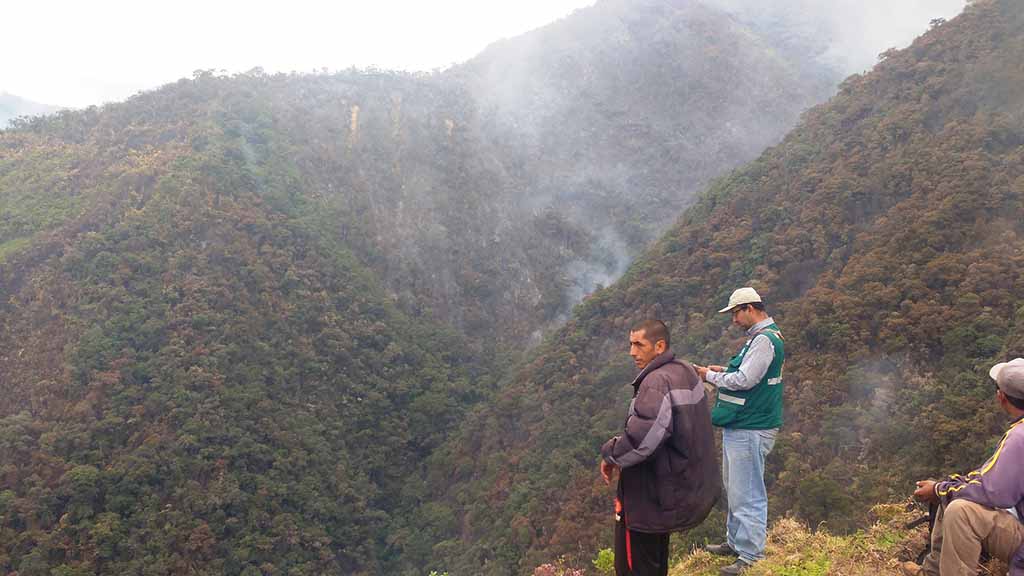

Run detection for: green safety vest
[[710, 322, 785, 429]]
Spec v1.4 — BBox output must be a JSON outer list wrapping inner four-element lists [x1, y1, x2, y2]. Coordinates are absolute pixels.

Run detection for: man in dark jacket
[[601, 319, 720, 576]]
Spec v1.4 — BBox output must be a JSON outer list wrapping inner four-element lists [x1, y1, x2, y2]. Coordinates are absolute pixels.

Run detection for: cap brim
[[991, 362, 1007, 382], [718, 305, 735, 314]]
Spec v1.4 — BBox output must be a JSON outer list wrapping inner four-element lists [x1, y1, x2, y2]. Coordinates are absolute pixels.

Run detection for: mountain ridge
[[0, 92, 61, 128], [0, 1, 1007, 575], [425, 1, 1024, 572]]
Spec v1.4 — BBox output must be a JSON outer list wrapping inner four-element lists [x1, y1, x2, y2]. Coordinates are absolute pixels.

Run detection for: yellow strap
[[939, 426, 1017, 495]]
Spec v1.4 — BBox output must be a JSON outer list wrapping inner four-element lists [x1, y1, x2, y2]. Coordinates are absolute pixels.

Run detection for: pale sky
[[2, 0, 967, 110], [2, 0, 596, 108]]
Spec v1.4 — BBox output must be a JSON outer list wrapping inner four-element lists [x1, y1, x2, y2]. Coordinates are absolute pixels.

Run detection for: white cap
[[718, 287, 763, 313], [990, 358, 1024, 399]]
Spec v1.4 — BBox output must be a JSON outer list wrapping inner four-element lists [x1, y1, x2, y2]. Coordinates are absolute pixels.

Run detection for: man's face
[[731, 305, 755, 329], [629, 330, 664, 370]]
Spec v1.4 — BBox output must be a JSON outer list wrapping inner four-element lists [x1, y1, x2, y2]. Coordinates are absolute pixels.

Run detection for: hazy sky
[[2, 0, 594, 108], [2, 0, 967, 109]]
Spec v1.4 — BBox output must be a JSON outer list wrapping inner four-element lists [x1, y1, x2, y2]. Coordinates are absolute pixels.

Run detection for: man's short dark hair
[[995, 381, 1024, 410], [741, 302, 767, 312], [631, 319, 670, 349], [1006, 393, 1024, 411]]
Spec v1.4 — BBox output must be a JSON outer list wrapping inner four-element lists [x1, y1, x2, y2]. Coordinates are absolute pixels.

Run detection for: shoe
[[899, 561, 922, 576], [719, 559, 752, 576], [705, 542, 739, 557]]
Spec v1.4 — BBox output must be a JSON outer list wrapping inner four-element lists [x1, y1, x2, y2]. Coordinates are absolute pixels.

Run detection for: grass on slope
[[670, 504, 1008, 576]]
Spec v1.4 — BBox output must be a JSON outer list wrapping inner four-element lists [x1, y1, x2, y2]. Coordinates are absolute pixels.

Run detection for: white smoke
[[702, 0, 969, 74]]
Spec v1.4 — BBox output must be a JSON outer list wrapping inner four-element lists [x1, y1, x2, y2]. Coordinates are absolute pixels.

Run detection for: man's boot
[[719, 559, 753, 575], [706, 542, 739, 557]]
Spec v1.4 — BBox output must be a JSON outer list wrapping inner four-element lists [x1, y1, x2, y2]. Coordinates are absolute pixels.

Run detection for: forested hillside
[[2, 1, 836, 355], [0, 73, 495, 574], [0, 1, 847, 574], [456, 0, 838, 266], [388, 0, 843, 347], [1, 0, 996, 574], [131, 0, 842, 358], [428, 0, 1024, 573]]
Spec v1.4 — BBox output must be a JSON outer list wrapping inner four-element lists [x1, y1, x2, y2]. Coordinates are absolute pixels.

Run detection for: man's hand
[[693, 364, 709, 381], [600, 460, 619, 486], [693, 364, 727, 382], [914, 480, 938, 504]]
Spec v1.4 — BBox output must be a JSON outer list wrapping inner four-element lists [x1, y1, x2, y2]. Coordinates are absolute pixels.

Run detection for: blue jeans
[[722, 427, 778, 563]]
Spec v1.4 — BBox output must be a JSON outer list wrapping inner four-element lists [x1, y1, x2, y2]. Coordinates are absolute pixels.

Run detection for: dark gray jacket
[[601, 351, 720, 533]]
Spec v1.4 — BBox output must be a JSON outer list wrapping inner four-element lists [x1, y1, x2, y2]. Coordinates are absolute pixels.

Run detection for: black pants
[[615, 518, 670, 576]]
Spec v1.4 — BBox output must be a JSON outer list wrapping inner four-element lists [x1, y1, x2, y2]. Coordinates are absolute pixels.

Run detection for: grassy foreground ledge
[[669, 504, 1009, 576]]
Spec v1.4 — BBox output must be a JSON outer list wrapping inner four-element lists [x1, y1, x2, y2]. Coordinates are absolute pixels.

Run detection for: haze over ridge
[[3, 0, 966, 109], [3, 1, 1018, 575]]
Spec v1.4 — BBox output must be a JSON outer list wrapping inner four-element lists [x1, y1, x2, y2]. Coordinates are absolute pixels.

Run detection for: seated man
[[902, 358, 1024, 576]]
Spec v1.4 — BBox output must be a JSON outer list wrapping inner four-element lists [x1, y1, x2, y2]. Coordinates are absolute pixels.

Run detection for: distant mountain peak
[[0, 92, 62, 128]]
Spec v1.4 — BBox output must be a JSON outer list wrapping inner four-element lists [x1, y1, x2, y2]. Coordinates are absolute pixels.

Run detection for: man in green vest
[[694, 287, 785, 576]]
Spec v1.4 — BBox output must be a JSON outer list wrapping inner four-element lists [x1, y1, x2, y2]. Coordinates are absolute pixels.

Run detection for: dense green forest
[[428, 0, 1024, 573], [2, 0, 1019, 575], [0, 75, 492, 573], [0, 1, 843, 574], [4, 0, 840, 353]]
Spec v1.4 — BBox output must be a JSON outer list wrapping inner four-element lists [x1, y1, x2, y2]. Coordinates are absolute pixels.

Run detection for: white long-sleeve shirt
[[705, 317, 776, 391]]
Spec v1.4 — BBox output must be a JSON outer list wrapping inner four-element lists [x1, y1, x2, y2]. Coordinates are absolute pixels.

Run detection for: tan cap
[[990, 358, 1024, 399], [718, 287, 763, 313]]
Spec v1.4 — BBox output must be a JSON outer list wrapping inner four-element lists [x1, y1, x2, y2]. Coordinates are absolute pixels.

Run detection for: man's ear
[[655, 339, 667, 354]]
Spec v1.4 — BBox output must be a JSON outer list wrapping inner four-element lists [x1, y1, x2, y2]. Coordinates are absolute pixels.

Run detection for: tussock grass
[[670, 504, 946, 576]]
